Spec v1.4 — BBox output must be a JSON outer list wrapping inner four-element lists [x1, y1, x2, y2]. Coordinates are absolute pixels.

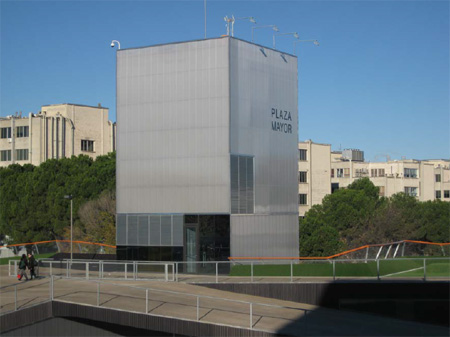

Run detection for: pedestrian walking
[[18, 254, 28, 281], [28, 253, 38, 280]]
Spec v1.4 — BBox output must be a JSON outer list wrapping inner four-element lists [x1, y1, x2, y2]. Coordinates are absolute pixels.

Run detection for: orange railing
[[229, 240, 450, 261], [0, 240, 116, 249]]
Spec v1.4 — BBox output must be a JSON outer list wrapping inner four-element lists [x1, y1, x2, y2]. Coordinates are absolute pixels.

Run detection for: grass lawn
[[230, 258, 450, 278], [0, 253, 55, 265]]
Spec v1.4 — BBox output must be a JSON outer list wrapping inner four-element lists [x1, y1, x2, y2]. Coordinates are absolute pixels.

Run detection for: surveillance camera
[[111, 42, 115, 48]]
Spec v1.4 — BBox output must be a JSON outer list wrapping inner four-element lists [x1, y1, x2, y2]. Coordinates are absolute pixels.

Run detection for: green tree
[[0, 153, 116, 244]]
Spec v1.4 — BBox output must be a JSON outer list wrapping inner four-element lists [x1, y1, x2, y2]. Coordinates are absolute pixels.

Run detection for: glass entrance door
[[185, 227, 197, 273]]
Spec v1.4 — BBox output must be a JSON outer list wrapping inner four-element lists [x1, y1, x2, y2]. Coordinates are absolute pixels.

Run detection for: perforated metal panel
[[116, 215, 127, 246], [172, 215, 183, 246], [160, 215, 172, 245], [128, 216, 138, 245], [149, 216, 160, 246], [138, 215, 149, 246]]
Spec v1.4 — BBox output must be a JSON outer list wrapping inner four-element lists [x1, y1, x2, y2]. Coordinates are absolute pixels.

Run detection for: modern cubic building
[[116, 37, 299, 261], [0, 103, 116, 167]]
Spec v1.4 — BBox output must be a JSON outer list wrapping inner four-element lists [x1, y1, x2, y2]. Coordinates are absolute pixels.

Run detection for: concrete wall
[[298, 141, 331, 216]]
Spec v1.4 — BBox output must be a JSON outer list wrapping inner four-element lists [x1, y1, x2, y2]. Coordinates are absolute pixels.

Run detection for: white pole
[[145, 289, 149, 313], [197, 297, 200, 321], [70, 199, 73, 262], [250, 303, 253, 329], [204, 0, 207, 39], [15, 285, 17, 311]]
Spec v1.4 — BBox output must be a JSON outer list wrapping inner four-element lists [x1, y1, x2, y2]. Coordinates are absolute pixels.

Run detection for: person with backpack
[[28, 253, 37, 280], [18, 254, 28, 281]]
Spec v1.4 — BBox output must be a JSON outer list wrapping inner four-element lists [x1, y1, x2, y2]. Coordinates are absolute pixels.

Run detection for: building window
[[16, 126, 29, 138], [15, 149, 29, 161], [355, 169, 368, 177], [81, 140, 94, 152], [1, 127, 11, 139], [0, 150, 11, 161], [231, 155, 254, 214], [378, 169, 385, 177], [298, 194, 307, 205], [331, 183, 339, 193], [331, 169, 334, 178], [444, 190, 450, 199], [435, 191, 441, 199], [404, 168, 418, 178], [404, 187, 418, 197], [337, 168, 344, 178], [344, 168, 350, 178], [299, 171, 307, 183], [435, 174, 441, 182], [379, 186, 385, 197], [299, 149, 307, 161], [371, 169, 378, 177]]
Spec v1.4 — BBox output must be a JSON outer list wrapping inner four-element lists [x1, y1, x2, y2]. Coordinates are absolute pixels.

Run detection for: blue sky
[[1, 0, 448, 161]]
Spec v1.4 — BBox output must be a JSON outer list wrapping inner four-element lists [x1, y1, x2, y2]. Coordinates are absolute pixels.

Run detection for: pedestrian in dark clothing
[[18, 254, 28, 281], [28, 253, 37, 280]]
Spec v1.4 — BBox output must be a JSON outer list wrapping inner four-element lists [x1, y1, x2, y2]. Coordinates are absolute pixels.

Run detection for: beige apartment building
[[299, 141, 450, 216], [0, 103, 116, 167]]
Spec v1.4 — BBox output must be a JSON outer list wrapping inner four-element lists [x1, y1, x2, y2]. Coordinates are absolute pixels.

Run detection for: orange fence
[[0, 240, 116, 249], [229, 240, 450, 261]]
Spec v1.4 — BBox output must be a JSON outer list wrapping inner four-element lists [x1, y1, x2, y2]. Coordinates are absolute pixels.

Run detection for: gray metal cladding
[[149, 216, 161, 245], [138, 215, 149, 245], [160, 215, 172, 245], [231, 214, 299, 257], [116, 38, 230, 215], [127, 216, 138, 245], [229, 39, 299, 215], [116, 215, 127, 245], [117, 214, 183, 247], [172, 216, 183, 246]]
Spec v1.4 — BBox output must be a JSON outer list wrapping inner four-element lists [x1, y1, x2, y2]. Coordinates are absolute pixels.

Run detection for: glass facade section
[[231, 155, 254, 214]]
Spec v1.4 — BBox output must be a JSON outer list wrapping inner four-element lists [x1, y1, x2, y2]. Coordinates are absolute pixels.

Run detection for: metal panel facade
[[117, 37, 298, 257], [117, 38, 230, 214], [229, 39, 299, 257]]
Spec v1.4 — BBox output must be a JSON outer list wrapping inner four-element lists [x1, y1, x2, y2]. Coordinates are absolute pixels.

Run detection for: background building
[[298, 140, 450, 216], [0, 103, 116, 167], [116, 37, 299, 262]]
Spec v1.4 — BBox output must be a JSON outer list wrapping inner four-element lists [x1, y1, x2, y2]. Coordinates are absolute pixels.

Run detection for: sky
[[1, 0, 449, 161]]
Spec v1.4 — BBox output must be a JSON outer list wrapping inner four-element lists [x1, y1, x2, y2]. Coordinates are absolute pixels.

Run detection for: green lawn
[[230, 258, 450, 278], [0, 253, 55, 265]]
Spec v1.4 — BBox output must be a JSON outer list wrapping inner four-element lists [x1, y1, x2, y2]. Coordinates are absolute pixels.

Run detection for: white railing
[[0, 276, 310, 333], [9, 257, 449, 284], [9, 260, 175, 282]]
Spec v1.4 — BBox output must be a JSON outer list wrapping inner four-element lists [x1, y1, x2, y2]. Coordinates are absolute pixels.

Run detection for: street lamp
[[293, 39, 319, 55], [64, 195, 73, 262], [273, 32, 299, 49], [251, 25, 279, 43], [224, 15, 256, 37], [110, 40, 121, 50]]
